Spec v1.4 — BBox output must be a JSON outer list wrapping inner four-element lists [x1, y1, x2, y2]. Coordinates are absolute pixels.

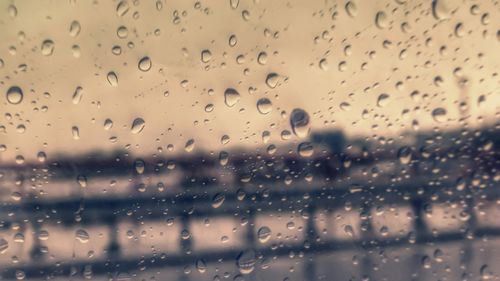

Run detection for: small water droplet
[[397, 146, 412, 164], [345, 1, 357, 17], [377, 93, 390, 107], [0, 238, 9, 254], [72, 126, 80, 140], [230, 0, 239, 9], [77, 175, 87, 187], [257, 52, 267, 65], [116, 1, 130, 16]]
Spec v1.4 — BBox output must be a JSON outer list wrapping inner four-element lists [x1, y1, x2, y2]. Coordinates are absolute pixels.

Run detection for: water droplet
[[6, 86, 23, 105], [37, 151, 47, 162], [103, 118, 113, 130], [236, 249, 256, 274], [131, 118, 145, 134], [256, 98, 272, 114], [229, 34, 238, 47], [224, 88, 240, 107], [185, 139, 195, 152], [72, 86, 83, 104], [72, 126, 80, 140], [138, 56, 152, 72], [221, 135, 230, 145], [345, 1, 357, 17], [41, 40, 55, 56], [69, 21, 81, 37], [377, 93, 390, 107], [75, 229, 90, 243], [117, 26, 128, 38], [290, 108, 310, 138], [196, 259, 207, 273], [201, 49, 212, 63], [265, 73, 279, 88], [257, 52, 267, 65], [134, 159, 145, 174], [212, 193, 225, 208], [257, 226, 271, 243], [77, 175, 87, 187], [398, 146, 412, 164], [431, 0, 451, 20], [116, 1, 130, 16], [107, 72, 118, 87], [431, 108, 447, 123], [219, 151, 229, 166], [298, 142, 314, 157], [319, 58, 328, 71], [0, 238, 8, 254], [230, 0, 239, 9], [344, 225, 355, 237], [375, 11, 388, 29], [15, 270, 25, 280]]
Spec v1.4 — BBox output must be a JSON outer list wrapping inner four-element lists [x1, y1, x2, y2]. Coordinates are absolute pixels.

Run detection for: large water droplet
[[116, 1, 130, 16], [224, 88, 240, 107], [196, 259, 207, 273], [72, 126, 80, 140], [230, 0, 239, 9], [138, 56, 152, 72], [377, 93, 390, 107], [345, 1, 357, 17], [290, 108, 310, 138], [131, 118, 145, 134], [256, 98, 272, 114], [397, 146, 412, 164], [6, 86, 23, 105]]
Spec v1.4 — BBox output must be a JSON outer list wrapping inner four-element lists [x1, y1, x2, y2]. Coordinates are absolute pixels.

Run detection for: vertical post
[[106, 217, 120, 260], [359, 201, 374, 280], [410, 198, 428, 281]]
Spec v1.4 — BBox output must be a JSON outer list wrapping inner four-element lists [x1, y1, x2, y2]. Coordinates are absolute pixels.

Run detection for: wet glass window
[[0, 0, 499, 280]]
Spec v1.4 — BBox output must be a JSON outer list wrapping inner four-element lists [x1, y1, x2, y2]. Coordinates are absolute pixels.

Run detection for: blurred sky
[[0, 0, 499, 163]]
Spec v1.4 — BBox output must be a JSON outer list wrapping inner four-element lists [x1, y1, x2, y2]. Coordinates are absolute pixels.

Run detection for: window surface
[[0, 0, 499, 280]]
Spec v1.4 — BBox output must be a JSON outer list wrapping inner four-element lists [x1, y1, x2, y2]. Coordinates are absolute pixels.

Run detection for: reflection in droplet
[[6, 86, 23, 105], [224, 88, 240, 107], [290, 108, 310, 138], [131, 118, 145, 134]]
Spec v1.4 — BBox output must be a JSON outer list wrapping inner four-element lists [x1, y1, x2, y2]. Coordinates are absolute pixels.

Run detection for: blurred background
[[0, 0, 499, 280]]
